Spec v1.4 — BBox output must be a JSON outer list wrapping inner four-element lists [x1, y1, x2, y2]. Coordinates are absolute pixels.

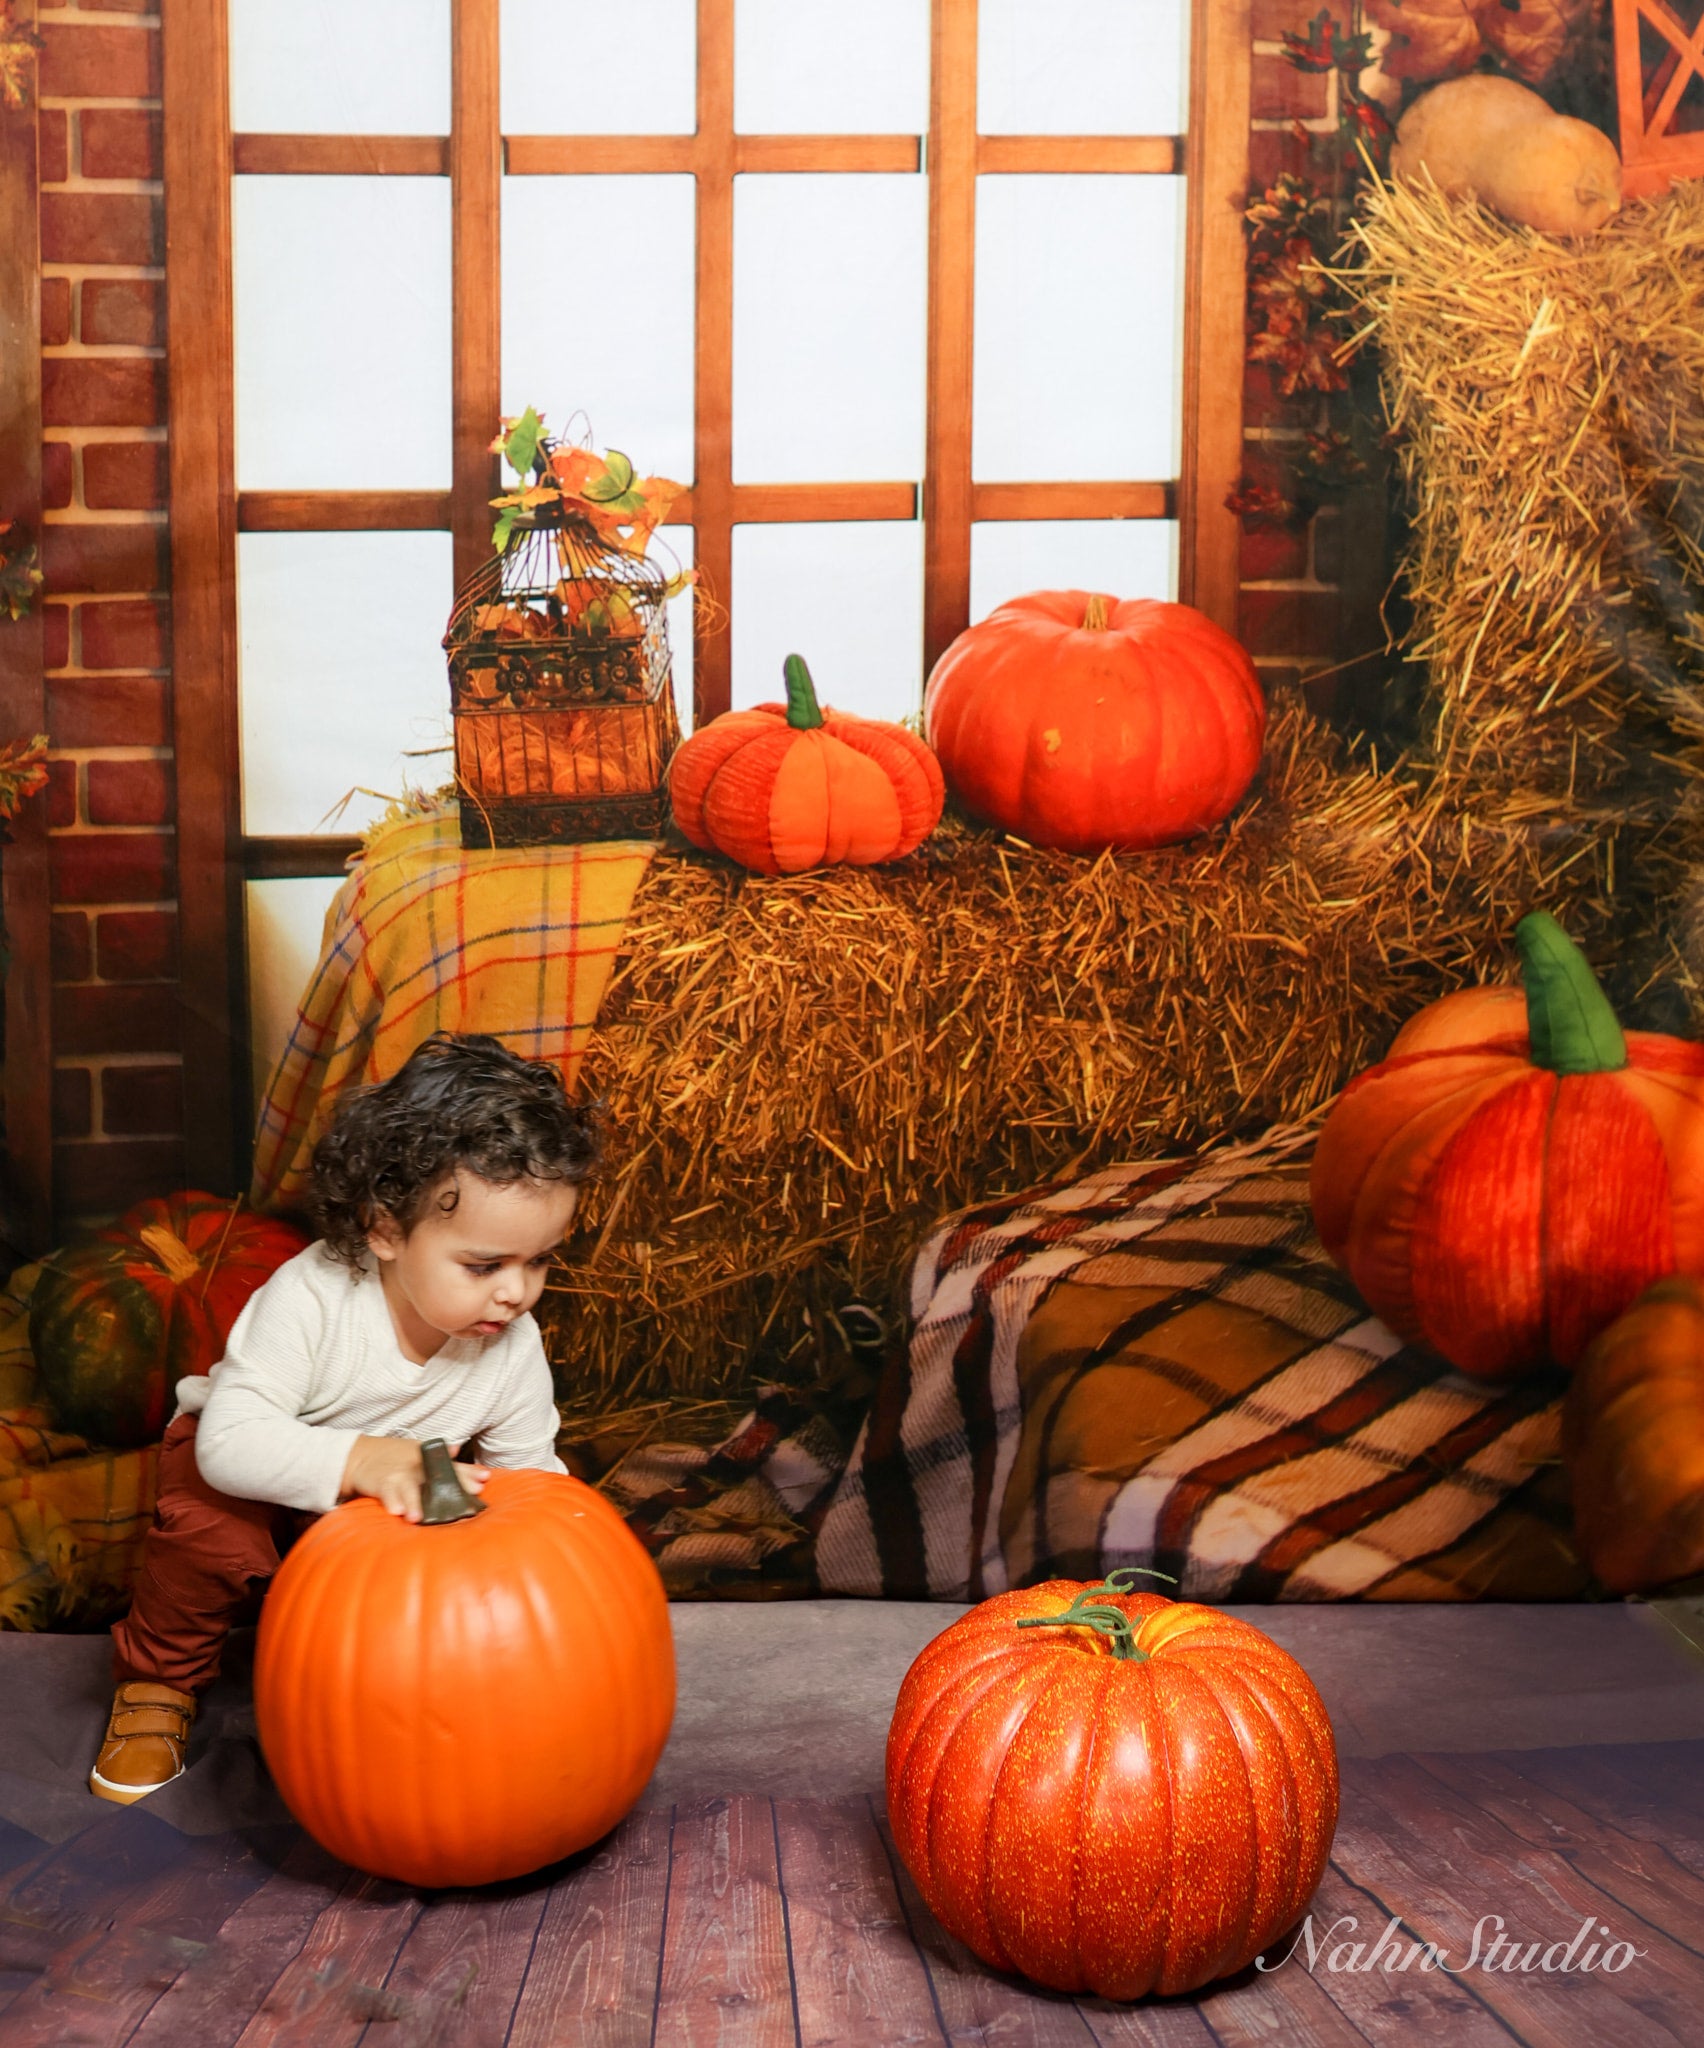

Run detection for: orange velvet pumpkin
[[1311, 913, 1704, 1380], [1564, 1276, 1704, 1594], [668, 654, 944, 874], [254, 1453, 674, 1888], [885, 1573, 1339, 2001], [923, 590, 1266, 853]]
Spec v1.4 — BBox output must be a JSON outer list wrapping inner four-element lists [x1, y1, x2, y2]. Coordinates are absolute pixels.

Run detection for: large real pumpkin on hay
[[255, 1445, 675, 1888], [30, 1193, 309, 1449], [885, 1572, 1339, 1999], [923, 591, 1266, 853], [1311, 913, 1704, 1381]]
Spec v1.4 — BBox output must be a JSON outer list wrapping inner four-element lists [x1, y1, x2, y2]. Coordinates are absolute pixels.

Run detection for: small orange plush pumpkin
[[668, 655, 944, 874]]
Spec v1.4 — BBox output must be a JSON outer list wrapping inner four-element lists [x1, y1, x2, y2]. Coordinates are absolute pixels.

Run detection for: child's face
[[367, 1171, 579, 1362]]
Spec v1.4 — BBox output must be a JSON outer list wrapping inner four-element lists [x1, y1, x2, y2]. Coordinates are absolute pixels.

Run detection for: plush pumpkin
[[30, 1192, 308, 1448], [922, 591, 1266, 854], [1311, 913, 1704, 1380], [885, 1572, 1338, 2000], [668, 654, 944, 874], [255, 1446, 675, 1888], [1391, 76, 1621, 236], [1564, 1277, 1704, 1594]]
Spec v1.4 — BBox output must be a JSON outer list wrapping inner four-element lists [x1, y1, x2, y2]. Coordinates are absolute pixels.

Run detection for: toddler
[[89, 1031, 598, 1805]]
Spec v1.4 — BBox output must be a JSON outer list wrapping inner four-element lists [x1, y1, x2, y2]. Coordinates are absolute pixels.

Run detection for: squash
[[1564, 1276, 1704, 1594], [1311, 913, 1704, 1379], [885, 1571, 1339, 1999], [1391, 75, 1621, 236], [254, 1445, 675, 1888], [30, 1192, 309, 1448], [922, 591, 1266, 854], [668, 653, 943, 874]]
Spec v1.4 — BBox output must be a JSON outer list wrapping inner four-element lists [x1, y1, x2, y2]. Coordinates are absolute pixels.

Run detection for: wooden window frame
[[162, 0, 1251, 1193]]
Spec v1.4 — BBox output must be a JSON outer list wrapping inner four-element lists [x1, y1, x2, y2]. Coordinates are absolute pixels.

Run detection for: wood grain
[[734, 136, 921, 174], [505, 134, 700, 176], [0, 0, 50, 1246], [654, 1797, 795, 2048], [976, 136, 1181, 175], [227, 1865, 422, 2047], [970, 482, 1173, 523], [450, 0, 502, 594], [691, 0, 737, 726], [232, 135, 449, 176], [505, 1807, 672, 2048], [731, 485, 917, 525], [237, 492, 452, 533], [363, 1874, 551, 2045]]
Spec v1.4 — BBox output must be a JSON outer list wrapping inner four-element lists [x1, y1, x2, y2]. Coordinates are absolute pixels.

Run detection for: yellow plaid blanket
[[250, 808, 654, 1214]]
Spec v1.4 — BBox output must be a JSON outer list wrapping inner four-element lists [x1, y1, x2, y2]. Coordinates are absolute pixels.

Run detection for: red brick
[[49, 829, 176, 905], [39, 22, 161, 99], [41, 191, 163, 267], [101, 1062, 183, 1136], [81, 277, 163, 348], [46, 758, 78, 830], [48, 674, 170, 748], [54, 983, 181, 1057], [79, 107, 162, 181], [40, 276, 72, 348], [43, 602, 71, 671], [95, 907, 178, 981], [53, 1066, 93, 1140], [52, 910, 92, 982], [42, 358, 165, 429], [1252, 0, 1332, 36], [39, 108, 69, 185], [55, 1139, 188, 1223], [1251, 52, 1331, 122], [41, 440, 74, 512], [82, 440, 167, 509], [1311, 509, 1345, 586], [1240, 521, 1310, 583], [87, 756, 172, 826], [81, 597, 168, 669], [42, 520, 167, 597], [1247, 126, 1342, 191], [1238, 585, 1342, 660]]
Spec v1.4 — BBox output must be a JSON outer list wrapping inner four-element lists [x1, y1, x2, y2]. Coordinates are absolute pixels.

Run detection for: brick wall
[[38, 2, 183, 1227]]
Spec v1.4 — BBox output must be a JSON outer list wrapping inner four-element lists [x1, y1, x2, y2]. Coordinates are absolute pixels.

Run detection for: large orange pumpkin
[[1563, 1276, 1704, 1594], [885, 1572, 1339, 2000], [30, 1192, 309, 1448], [923, 590, 1266, 852], [254, 1449, 674, 1888], [1312, 913, 1704, 1379], [668, 653, 943, 874]]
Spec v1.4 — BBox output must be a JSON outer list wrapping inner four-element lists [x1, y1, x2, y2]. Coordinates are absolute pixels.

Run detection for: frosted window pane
[[501, 0, 695, 133], [230, 0, 450, 135], [735, 0, 928, 133], [238, 532, 455, 837], [734, 177, 926, 484], [973, 176, 1182, 483], [978, 0, 1187, 136], [732, 524, 923, 724], [502, 177, 695, 485], [234, 179, 451, 491], [246, 877, 346, 1110], [970, 521, 1178, 620]]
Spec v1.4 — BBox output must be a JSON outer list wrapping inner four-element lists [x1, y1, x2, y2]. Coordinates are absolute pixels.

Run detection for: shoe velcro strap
[[111, 1705, 193, 1738]]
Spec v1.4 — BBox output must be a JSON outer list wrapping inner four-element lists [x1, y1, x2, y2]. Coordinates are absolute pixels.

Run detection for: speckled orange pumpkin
[[885, 1573, 1339, 2000]]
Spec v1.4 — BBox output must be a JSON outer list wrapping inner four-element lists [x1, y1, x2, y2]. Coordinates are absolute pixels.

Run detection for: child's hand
[[340, 1436, 491, 1521]]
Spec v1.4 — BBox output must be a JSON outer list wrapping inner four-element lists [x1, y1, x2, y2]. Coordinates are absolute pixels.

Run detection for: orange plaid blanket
[[250, 807, 654, 1215]]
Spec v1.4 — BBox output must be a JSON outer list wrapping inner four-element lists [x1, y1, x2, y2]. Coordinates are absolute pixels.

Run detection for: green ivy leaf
[[582, 449, 637, 502], [503, 406, 546, 478]]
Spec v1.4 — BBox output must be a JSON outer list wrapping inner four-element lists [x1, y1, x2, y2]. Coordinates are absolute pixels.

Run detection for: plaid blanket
[[250, 808, 653, 1213], [815, 1136, 1585, 1602]]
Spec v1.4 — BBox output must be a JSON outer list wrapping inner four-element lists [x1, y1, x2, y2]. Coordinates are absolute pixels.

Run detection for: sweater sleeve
[[469, 1318, 569, 1477], [192, 1263, 364, 1513]]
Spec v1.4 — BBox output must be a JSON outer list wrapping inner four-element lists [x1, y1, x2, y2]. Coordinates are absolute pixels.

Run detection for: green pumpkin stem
[[1014, 1566, 1176, 1662], [782, 653, 827, 731], [1515, 912, 1627, 1076], [419, 1438, 486, 1525]]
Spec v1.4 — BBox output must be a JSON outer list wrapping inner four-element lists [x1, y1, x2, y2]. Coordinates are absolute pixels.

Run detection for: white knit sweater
[[174, 1242, 568, 1512]]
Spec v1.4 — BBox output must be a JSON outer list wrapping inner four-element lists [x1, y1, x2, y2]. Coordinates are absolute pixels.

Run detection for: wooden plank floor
[[0, 1743, 1700, 2047]]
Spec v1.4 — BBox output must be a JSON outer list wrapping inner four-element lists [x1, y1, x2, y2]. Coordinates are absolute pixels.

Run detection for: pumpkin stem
[[782, 653, 827, 731], [1082, 592, 1112, 631], [1013, 1566, 1175, 1661], [419, 1438, 486, 1525], [1515, 912, 1627, 1075], [138, 1224, 201, 1288]]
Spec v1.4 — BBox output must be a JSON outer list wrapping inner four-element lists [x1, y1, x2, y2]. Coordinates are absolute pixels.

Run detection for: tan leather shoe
[[89, 1681, 196, 1805]]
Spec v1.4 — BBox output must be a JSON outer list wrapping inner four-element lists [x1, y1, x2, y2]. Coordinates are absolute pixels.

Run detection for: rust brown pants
[[111, 1413, 318, 1696]]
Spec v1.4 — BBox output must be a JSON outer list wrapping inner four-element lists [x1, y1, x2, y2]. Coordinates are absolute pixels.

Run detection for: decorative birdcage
[[444, 477, 681, 848]]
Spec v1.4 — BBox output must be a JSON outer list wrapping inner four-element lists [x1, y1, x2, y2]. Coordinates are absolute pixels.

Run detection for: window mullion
[[923, 0, 979, 677], [451, 0, 502, 593], [694, 0, 737, 726]]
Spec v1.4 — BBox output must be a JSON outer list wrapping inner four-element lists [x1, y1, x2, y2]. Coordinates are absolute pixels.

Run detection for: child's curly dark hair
[[309, 1032, 602, 1265]]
